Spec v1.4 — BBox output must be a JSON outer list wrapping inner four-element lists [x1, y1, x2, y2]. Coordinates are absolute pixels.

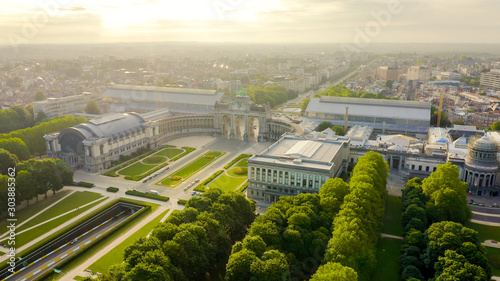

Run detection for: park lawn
[[209, 174, 247, 192], [118, 162, 156, 176], [235, 158, 248, 167], [143, 155, 168, 165], [159, 151, 224, 186], [0, 190, 70, 236], [18, 191, 104, 231], [466, 222, 500, 242], [0, 251, 4, 256], [3, 201, 100, 247], [88, 209, 170, 274], [40, 200, 159, 281], [381, 195, 402, 236], [3, 199, 102, 247], [372, 237, 402, 281], [485, 246, 500, 276], [154, 148, 184, 158]]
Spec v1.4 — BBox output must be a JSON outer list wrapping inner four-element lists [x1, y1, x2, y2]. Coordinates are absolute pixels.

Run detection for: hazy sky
[[0, 0, 499, 46]]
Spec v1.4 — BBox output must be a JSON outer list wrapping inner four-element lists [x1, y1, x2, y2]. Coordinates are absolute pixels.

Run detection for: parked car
[[191, 191, 196, 196], [143, 179, 148, 183], [150, 190, 160, 195]]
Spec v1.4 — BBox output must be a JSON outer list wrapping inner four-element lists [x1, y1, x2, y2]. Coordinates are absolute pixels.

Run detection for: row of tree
[[0, 116, 87, 156], [93, 189, 255, 281], [0, 155, 73, 216], [225, 178, 349, 281], [399, 163, 488, 280], [316, 151, 389, 281], [0, 105, 36, 133], [315, 121, 345, 135], [247, 84, 298, 108]]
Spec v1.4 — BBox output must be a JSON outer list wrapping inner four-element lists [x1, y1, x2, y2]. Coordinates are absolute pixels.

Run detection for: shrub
[[77, 181, 94, 188], [193, 170, 224, 192], [224, 154, 252, 169], [170, 147, 195, 161], [177, 199, 188, 205], [145, 156, 164, 163], [205, 154, 215, 159], [107, 187, 119, 193], [171, 175, 182, 181], [125, 190, 169, 202], [232, 168, 247, 175], [238, 182, 248, 193]]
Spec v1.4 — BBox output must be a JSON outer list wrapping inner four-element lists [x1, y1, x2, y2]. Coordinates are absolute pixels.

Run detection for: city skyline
[[0, 0, 499, 46]]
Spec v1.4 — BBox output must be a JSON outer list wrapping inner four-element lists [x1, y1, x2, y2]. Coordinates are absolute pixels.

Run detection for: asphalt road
[[5, 211, 131, 281]]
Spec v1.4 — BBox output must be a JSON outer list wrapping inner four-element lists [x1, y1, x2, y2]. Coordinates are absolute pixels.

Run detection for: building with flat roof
[[33, 92, 99, 118], [102, 84, 231, 113], [305, 96, 431, 134], [247, 133, 350, 202], [481, 69, 500, 91], [408, 66, 432, 81], [376, 66, 399, 81]]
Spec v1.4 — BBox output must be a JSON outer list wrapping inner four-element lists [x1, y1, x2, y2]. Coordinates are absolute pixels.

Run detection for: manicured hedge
[[224, 154, 252, 169], [193, 170, 224, 192], [238, 182, 248, 193], [125, 190, 169, 202], [170, 147, 195, 162], [177, 199, 188, 205], [77, 181, 95, 188], [106, 187, 119, 193]]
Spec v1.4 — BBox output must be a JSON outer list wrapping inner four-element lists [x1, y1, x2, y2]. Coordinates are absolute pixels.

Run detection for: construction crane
[[437, 92, 445, 127]]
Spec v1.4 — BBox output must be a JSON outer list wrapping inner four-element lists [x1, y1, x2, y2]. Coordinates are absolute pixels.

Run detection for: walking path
[[0, 191, 76, 240], [380, 233, 403, 240], [12, 197, 107, 237]]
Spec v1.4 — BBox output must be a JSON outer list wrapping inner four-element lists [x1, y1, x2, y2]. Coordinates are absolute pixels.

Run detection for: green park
[[117, 147, 185, 177], [207, 157, 249, 192], [158, 151, 224, 186]]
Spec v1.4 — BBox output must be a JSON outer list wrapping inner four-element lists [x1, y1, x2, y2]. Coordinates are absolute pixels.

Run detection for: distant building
[[376, 66, 399, 81], [436, 71, 462, 81], [247, 133, 350, 203], [463, 135, 499, 196], [472, 112, 500, 129], [304, 96, 431, 134], [408, 66, 432, 81], [101, 84, 231, 114], [33, 92, 99, 118], [481, 69, 500, 90]]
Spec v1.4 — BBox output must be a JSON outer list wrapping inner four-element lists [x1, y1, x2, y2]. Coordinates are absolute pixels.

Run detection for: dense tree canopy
[[313, 85, 398, 100], [247, 84, 298, 108], [422, 162, 471, 224], [310, 262, 358, 281], [0, 116, 87, 156], [96, 189, 255, 281], [85, 100, 101, 114]]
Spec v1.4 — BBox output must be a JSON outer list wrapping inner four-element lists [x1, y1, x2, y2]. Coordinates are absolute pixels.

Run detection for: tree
[[434, 250, 489, 281], [85, 100, 101, 114], [34, 91, 46, 101], [401, 265, 424, 280], [491, 121, 500, 131], [310, 262, 358, 281], [430, 105, 452, 127], [316, 121, 333, 132], [0, 149, 17, 175], [250, 250, 290, 281], [332, 125, 344, 136], [0, 138, 31, 161], [35, 111, 48, 123], [301, 98, 310, 111], [226, 249, 257, 281], [16, 170, 35, 206], [385, 80, 393, 89], [422, 162, 471, 224], [402, 204, 427, 228], [10, 105, 33, 128], [319, 178, 349, 215]]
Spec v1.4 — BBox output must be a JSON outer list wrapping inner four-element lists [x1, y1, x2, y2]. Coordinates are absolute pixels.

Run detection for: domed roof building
[[463, 135, 499, 195]]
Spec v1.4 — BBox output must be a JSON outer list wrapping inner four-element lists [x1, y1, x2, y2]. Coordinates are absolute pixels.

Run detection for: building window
[[267, 169, 271, 182], [273, 170, 277, 183], [256, 168, 261, 181], [321, 176, 326, 186], [251, 167, 255, 179], [315, 175, 319, 189], [291, 172, 295, 185], [411, 164, 415, 170], [309, 175, 314, 188], [433, 167, 437, 172], [285, 171, 289, 185], [296, 173, 301, 187], [426, 166, 429, 172], [279, 171, 283, 184], [419, 165, 422, 171], [302, 173, 307, 187]]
